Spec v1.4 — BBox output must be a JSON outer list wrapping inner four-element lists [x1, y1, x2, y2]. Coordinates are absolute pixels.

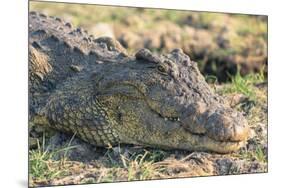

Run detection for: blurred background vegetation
[[30, 1, 267, 82]]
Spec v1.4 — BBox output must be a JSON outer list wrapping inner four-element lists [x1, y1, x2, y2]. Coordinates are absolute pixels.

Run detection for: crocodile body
[[29, 12, 249, 153]]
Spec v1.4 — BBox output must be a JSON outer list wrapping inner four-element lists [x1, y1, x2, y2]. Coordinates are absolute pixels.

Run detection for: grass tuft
[[239, 145, 267, 163], [102, 147, 168, 181], [29, 133, 78, 185], [220, 66, 266, 101]]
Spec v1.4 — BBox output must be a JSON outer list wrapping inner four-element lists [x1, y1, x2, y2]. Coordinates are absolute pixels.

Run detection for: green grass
[[103, 146, 168, 181], [221, 66, 265, 101], [239, 145, 267, 163], [237, 16, 267, 37], [74, 147, 169, 184], [29, 133, 78, 184], [126, 151, 154, 181], [104, 147, 168, 180], [254, 146, 267, 163]]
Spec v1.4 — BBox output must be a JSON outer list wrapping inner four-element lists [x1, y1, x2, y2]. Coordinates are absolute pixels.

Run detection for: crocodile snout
[[181, 102, 249, 143], [204, 107, 249, 142]]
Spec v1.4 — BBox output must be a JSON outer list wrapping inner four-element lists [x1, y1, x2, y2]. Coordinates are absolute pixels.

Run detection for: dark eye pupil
[[158, 65, 165, 72]]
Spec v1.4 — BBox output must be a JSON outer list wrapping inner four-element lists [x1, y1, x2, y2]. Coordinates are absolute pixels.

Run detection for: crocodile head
[[95, 48, 249, 153]]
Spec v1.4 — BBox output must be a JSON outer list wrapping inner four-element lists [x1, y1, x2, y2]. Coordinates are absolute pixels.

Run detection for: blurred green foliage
[[30, 1, 267, 81]]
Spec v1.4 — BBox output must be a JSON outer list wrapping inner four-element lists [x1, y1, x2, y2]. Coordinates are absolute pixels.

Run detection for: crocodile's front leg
[[32, 85, 120, 147]]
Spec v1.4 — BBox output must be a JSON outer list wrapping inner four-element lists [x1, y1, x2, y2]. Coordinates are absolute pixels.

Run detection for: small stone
[[70, 65, 83, 72]]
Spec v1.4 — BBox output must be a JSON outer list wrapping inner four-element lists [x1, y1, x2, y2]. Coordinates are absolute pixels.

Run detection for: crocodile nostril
[[181, 103, 249, 142], [205, 107, 249, 142]]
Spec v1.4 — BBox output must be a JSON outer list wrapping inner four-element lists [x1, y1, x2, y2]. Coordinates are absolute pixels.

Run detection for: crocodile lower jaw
[[178, 129, 246, 153]]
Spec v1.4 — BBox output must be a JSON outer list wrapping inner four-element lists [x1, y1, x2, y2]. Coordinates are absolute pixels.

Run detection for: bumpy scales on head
[[29, 12, 249, 153]]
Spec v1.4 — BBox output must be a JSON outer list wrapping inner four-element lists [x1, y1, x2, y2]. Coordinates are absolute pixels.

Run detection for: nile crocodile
[[29, 12, 249, 153]]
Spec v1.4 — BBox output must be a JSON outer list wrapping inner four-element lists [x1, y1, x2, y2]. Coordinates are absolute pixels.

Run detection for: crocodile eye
[[157, 65, 167, 74]]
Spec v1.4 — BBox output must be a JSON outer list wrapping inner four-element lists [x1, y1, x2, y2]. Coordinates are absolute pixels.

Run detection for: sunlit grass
[[238, 145, 267, 163], [102, 146, 168, 181], [220, 66, 266, 101], [29, 133, 77, 185]]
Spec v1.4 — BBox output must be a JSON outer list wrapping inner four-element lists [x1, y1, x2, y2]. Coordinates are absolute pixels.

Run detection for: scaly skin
[[29, 12, 249, 153]]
